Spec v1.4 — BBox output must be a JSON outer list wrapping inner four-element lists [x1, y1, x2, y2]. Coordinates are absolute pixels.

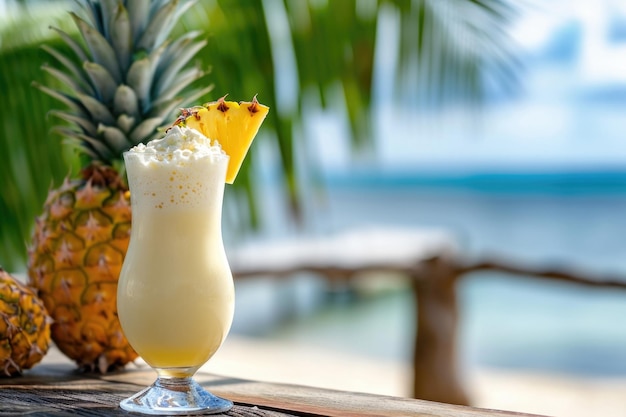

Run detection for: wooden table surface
[[0, 348, 546, 417]]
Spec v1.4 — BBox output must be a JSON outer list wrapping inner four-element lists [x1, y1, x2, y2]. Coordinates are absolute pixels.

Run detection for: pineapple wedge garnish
[[182, 95, 269, 184]]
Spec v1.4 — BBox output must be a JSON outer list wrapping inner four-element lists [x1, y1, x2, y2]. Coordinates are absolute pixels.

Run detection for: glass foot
[[120, 376, 233, 415]]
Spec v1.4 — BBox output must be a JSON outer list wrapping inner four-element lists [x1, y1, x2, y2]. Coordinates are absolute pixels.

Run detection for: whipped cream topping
[[124, 126, 229, 211], [129, 126, 226, 163]]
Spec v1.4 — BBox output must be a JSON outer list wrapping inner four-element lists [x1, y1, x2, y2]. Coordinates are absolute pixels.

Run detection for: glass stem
[[154, 376, 194, 392]]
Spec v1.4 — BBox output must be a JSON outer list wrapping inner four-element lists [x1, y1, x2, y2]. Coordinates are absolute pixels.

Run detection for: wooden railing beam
[[227, 231, 626, 406]]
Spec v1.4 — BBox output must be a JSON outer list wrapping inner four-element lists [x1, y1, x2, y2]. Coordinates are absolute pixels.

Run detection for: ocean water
[[320, 171, 626, 271], [230, 173, 626, 377]]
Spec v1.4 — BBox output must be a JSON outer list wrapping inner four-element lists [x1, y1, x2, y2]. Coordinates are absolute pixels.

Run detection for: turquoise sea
[[230, 170, 626, 377]]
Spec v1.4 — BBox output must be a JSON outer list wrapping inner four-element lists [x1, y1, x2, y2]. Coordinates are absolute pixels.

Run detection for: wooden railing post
[[411, 255, 469, 406]]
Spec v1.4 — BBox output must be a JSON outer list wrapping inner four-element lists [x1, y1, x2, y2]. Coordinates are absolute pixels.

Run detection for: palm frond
[[0, 0, 518, 270], [0, 6, 82, 271]]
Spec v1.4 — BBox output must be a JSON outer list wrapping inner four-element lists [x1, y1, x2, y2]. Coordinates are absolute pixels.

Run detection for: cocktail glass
[[117, 148, 234, 415]]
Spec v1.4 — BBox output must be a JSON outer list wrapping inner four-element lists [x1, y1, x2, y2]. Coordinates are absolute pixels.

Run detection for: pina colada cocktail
[[119, 210, 233, 372], [117, 96, 269, 415], [118, 126, 234, 414]]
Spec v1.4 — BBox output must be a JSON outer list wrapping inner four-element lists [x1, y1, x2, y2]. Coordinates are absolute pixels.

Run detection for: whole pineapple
[[1, 268, 52, 376], [28, 0, 211, 372]]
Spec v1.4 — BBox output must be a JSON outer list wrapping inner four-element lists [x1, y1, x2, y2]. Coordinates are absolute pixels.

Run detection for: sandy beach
[[202, 334, 626, 417]]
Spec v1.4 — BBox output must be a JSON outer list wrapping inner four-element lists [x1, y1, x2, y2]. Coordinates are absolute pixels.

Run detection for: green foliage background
[[0, 0, 517, 271]]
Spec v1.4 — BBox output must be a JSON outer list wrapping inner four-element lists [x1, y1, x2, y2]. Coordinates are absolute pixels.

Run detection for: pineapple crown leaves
[[34, 0, 214, 167]]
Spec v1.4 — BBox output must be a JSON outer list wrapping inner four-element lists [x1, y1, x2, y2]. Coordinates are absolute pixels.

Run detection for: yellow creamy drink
[[118, 126, 234, 376]]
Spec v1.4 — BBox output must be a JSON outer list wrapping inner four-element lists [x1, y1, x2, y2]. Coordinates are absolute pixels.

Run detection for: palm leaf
[[0, 8, 82, 271], [0, 0, 518, 271]]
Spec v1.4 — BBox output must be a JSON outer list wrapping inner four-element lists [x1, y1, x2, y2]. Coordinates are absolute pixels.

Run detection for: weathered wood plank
[[0, 382, 296, 416], [0, 352, 296, 416], [200, 378, 544, 417], [0, 348, 546, 417], [0, 385, 292, 417]]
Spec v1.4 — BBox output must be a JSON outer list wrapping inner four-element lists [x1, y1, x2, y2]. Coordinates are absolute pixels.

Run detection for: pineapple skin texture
[[27, 173, 137, 372], [0, 268, 52, 376]]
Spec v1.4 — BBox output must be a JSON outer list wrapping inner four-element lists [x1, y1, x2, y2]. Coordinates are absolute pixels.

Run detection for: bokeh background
[[3, 0, 626, 415]]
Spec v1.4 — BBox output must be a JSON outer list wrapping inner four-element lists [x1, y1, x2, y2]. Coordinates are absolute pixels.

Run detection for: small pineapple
[[28, 0, 211, 372], [0, 268, 52, 376]]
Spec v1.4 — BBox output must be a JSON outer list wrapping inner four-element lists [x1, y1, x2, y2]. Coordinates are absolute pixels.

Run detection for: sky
[[307, 0, 626, 175], [513, 0, 626, 84], [4, 0, 626, 175]]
